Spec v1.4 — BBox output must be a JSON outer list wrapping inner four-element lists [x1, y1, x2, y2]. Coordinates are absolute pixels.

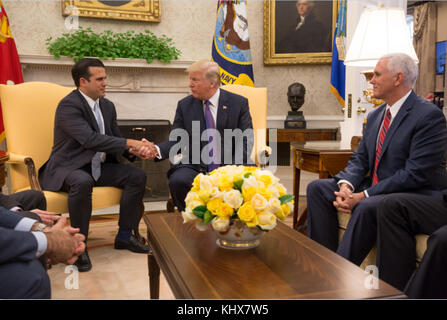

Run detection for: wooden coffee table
[[144, 213, 405, 299]]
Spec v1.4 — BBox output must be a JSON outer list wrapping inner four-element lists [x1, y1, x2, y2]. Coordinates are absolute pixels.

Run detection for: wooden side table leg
[[148, 249, 160, 299], [293, 166, 301, 230]]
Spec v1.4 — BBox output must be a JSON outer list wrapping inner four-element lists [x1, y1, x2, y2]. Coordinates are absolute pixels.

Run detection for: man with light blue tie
[[152, 60, 254, 212], [39, 58, 153, 272]]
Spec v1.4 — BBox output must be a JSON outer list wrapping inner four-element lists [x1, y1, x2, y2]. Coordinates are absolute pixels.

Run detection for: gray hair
[[381, 52, 418, 88], [186, 60, 221, 87]]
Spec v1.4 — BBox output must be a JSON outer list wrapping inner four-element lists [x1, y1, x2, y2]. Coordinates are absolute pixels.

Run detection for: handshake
[[126, 138, 159, 160]]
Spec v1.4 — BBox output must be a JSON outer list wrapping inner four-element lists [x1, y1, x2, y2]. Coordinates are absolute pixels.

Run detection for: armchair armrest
[[257, 145, 272, 169], [7, 152, 43, 191]]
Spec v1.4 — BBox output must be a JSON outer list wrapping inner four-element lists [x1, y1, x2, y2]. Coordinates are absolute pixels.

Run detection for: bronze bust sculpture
[[285, 82, 306, 129]]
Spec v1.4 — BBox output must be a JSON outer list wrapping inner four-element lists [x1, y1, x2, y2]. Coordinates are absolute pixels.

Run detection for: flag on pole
[[330, 0, 346, 107], [212, 0, 254, 87], [0, 0, 23, 142]]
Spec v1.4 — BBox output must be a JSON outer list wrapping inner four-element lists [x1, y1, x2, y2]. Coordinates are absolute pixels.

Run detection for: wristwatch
[[34, 223, 47, 232]]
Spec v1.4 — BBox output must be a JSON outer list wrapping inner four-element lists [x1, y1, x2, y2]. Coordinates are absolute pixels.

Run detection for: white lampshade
[[344, 7, 419, 67]]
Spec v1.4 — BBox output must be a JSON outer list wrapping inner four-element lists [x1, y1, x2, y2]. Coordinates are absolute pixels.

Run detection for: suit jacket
[[335, 91, 447, 197], [0, 206, 38, 264], [157, 89, 254, 174], [39, 90, 134, 191]]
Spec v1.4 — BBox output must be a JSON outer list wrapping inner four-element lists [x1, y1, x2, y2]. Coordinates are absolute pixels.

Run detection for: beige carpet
[[48, 197, 307, 299]]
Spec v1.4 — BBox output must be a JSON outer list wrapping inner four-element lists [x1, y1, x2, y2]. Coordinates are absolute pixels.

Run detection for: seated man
[[377, 193, 447, 298], [0, 206, 85, 299], [141, 60, 254, 212], [306, 53, 447, 265], [39, 58, 153, 272]]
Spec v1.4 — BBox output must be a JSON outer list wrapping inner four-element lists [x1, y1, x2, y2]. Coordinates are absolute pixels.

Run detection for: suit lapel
[[378, 91, 414, 163]]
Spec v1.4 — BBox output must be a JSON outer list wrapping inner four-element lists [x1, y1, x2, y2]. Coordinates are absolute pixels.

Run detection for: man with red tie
[[306, 53, 447, 266]]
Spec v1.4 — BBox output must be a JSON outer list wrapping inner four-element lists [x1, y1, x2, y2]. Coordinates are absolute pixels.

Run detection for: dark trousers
[[306, 178, 384, 265], [61, 162, 146, 240], [0, 258, 51, 299], [168, 166, 202, 212], [404, 225, 447, 299], [376, 193, 447, 292], [0, 189, 47, 212]]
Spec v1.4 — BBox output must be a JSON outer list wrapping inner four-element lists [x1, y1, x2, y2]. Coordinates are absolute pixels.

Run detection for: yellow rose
[[277, 183, 287, 197], [216, 202, 234, 219], [257, 187, 273, 200], [244, 166, 257, 174], [251, 193, 268, 212], [237, 202, 258, 227], [191, 174, 202, 192], [257, 211, 277, 230], [242, 186, 256, 203], [258, 174, 272, 187], [275, 207, 287, 221], [281, 203, 291, 217], [217, 174, 234, 192], [207, 198, 223, 215], [198, 189, 210, 203]]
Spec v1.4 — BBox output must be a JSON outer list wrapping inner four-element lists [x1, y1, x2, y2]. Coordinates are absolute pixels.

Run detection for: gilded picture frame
[[264, 0, 338, 65], [62, 0, 161, 22]]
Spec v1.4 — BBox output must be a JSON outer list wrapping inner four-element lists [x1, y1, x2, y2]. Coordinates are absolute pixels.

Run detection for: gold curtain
[[413, 2, 437, 98]]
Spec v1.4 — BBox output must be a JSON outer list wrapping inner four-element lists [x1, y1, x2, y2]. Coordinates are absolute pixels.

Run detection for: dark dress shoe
[[74, 249, 92, 272], [114, 235, 150, 253]]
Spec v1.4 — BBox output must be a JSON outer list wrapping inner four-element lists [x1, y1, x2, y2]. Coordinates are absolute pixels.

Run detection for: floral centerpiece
[[181, 165, 294, 249]]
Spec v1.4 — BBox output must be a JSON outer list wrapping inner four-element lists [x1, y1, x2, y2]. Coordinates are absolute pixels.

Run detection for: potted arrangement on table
[[182, 165, 294, 249]]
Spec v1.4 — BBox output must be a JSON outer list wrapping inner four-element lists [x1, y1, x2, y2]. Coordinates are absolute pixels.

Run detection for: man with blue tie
[[306, 53, 447, 266], [147, 60, 254, 212], [39, 58, 152, 272]]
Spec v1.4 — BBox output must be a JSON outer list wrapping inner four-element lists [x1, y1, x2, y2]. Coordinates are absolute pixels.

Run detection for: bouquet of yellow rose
[[181, 165, 294, 232]]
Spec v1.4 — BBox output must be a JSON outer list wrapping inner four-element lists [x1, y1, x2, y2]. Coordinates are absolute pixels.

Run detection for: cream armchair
[[220, 84, 269, 167], [0, 82, 123, 214]]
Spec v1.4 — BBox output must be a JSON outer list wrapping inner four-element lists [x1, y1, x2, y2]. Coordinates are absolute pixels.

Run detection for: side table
[[291, 141, 353, 230]]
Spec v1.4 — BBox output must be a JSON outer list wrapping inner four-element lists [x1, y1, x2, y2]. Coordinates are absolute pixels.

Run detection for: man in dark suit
[[376, 194, 447, 297], [306, 53, 447, 266], [0, 206, 85, 298], [277, 0, 331, 54], [139, 60, 253, 212], [39, 58, 152, 272]]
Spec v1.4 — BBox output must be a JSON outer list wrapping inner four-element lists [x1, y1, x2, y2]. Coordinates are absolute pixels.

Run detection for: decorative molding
[[19, 54, 194, 70]]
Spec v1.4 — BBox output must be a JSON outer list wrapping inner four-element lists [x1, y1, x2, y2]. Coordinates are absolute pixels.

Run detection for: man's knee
[[67, 175, 94, 196], [127, 167, 147, 187]]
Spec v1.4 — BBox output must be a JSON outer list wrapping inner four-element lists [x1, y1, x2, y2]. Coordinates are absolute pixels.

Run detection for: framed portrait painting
[[264, 0, 338, 65], [62, 0, 161, 22]]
